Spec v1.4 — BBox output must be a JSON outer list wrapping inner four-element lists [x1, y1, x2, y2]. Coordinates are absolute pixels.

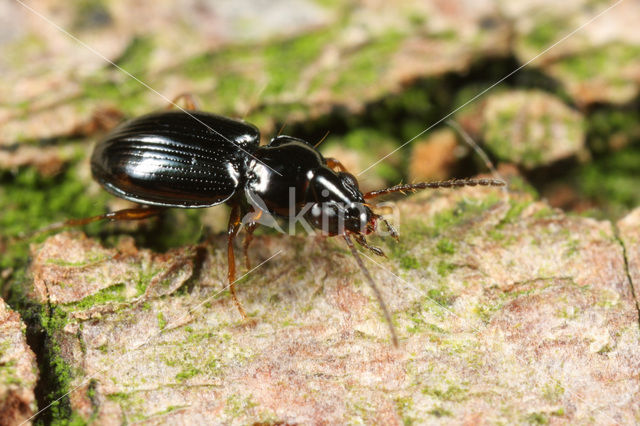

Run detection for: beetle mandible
[[59, 95, 505, 346]]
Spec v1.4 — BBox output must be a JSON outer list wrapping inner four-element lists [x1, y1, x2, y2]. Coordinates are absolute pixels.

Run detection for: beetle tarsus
[[353, 233, 386, 258]]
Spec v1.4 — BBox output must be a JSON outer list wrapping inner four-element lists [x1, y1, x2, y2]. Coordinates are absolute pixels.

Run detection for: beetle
[[54, 95, 505, 346]]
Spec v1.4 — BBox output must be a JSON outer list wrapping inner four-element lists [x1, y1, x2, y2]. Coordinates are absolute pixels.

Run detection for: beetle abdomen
[[91, 111, 260, 208]]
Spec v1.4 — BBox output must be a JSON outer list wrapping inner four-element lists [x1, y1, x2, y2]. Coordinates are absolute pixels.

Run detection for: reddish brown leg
[[227, 205, 248, 319], [326, 158, 348, 172], [167, 93, 200, 111], [30, 207, 164, 237], [364, 178, 506, 199], [243, 222, 258, 270]]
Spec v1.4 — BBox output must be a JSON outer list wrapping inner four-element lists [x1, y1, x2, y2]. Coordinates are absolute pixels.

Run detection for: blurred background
[[1, 0, 639, 244]]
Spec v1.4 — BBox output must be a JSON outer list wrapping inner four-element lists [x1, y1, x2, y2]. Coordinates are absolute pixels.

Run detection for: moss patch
[[575, 147, 640, 218], [66, 284, 127, 310], [0, 162, 110, 239], [39, 307, 76, 424], [555, 43, 640, 82]]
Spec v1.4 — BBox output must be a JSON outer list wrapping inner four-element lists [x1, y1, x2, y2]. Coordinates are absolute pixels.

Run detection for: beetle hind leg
[[25, 207, 164, 239]]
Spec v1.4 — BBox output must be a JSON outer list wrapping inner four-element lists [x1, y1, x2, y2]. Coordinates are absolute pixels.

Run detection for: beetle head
[[304, 168, 376, 236]]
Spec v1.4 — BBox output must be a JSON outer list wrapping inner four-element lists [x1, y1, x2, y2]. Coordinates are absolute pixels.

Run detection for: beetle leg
[[352, 233, 386, 257], [76, 207, 164, 224], [28, 207, 164, 237], [227, 205, 248, 319], [243, 222, 258, 270], [167, 93, 200, 111], [325, 158, 348, 172]]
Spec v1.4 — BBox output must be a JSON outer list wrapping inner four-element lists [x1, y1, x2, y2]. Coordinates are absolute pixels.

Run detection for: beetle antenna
[[344, 233, 398, 347], [364, 178, 506, 199], [314, 130, 330, 148]]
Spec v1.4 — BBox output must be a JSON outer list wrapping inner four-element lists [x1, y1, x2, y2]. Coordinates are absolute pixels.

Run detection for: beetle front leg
[[352, 233, 386, 257], [227, 205, 248, 319]]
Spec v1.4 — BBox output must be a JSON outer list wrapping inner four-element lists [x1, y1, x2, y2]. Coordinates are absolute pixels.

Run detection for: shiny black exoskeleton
[[86, 106, 505, 346], [91, 110, 373, 236]]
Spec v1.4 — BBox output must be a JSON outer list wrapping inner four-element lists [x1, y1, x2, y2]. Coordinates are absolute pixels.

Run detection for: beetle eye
[[339, 172, 358, 188]]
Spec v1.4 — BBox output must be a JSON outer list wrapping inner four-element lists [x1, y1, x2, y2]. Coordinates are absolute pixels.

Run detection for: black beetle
[[54, 96, 505, 346]]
